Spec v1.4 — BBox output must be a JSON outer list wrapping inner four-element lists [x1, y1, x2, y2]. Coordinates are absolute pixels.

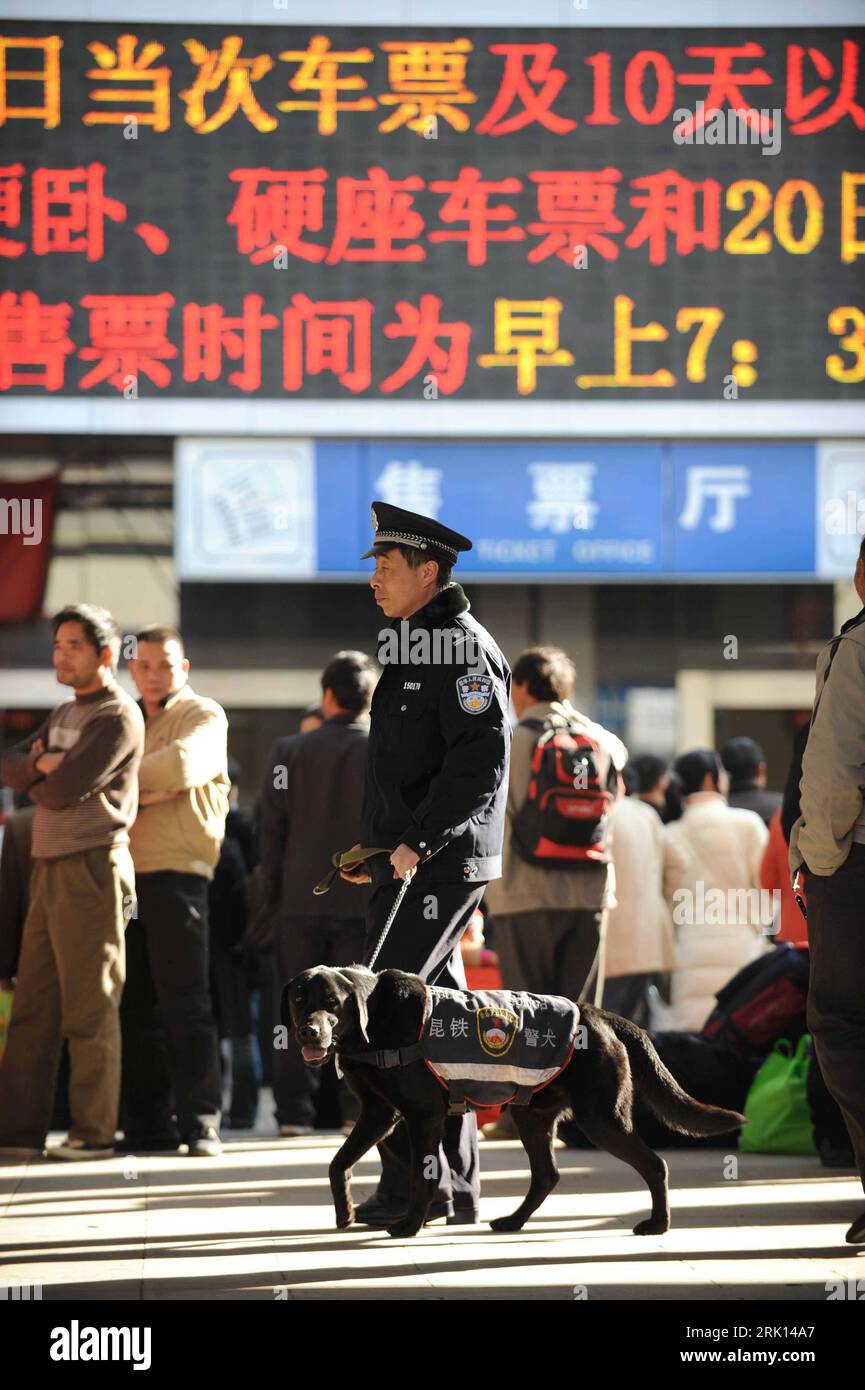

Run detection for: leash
[[312, 842, 416, 966], [367, 871, 413, 969]]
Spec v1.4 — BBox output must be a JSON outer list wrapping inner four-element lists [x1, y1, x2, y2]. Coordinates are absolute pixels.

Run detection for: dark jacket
[[361, 582, 511, 887], [260, 713, 372, 919], [727, 783, 782, 828], [0, 807, 35, 979]]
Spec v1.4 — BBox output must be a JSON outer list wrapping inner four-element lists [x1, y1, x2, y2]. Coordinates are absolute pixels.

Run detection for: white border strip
[[1, 399, 863, 438], [0, 2, 853, 27]]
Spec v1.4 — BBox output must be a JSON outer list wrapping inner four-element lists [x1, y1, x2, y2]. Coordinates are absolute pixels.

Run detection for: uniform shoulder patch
[[456, 672, 493, 714]]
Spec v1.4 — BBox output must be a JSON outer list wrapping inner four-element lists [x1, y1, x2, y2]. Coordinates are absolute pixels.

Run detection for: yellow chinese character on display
[[577, 294, 675, 389], [477, 298, 574, 395], [377, 38, 475, 133], [0, 35, 62, 130], [83, 33, 171, 132], [841, 172, 865, 264], [277, 34, 375, 136], [180, 36, 277, 134]]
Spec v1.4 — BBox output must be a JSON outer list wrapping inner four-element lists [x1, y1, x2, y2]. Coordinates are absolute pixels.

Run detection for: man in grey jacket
[[261, 650, 378, 1135], [790, 539, 865, 1244]]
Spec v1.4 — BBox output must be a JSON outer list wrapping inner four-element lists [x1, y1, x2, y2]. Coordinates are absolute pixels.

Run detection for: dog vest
[[420, 985, 580, 1112]]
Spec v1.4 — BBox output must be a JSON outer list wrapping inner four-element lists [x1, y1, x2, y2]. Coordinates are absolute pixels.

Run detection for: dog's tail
[[606, 1013, 745, 1138]]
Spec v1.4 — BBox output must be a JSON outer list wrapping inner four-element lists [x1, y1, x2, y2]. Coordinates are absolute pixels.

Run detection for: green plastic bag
[[740, 1035, 817, 1155]]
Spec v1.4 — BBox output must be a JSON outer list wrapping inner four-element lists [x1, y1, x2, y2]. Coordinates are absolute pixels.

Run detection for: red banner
[[0, 471, 58, 623]]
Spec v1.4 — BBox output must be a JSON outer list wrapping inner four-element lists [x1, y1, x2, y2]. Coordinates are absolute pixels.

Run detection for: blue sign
[[669, 445, 815, 575], [365, 442, 663, 576], [176, 438, 819, 581]]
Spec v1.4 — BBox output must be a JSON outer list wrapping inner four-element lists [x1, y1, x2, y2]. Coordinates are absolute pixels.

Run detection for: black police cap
[[360, 501, 473, 564]]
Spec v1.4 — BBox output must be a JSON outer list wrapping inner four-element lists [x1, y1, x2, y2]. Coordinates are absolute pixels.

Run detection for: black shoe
[[354, 1194, 455, 1227], [846, 1209, 865, 1244], [116, 1133, 180, 1154], [818, 1138, 857, 1169]]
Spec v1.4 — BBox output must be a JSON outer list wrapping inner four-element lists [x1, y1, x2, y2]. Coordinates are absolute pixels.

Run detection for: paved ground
[[2, 1115, 863, 1301]]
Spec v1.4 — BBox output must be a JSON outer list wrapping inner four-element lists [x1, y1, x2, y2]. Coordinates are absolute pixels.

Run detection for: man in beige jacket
[[121, 625, 229, 1157]]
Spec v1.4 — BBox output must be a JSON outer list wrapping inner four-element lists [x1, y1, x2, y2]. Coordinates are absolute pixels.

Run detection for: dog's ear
[[351, 989, 370, 1044], [332, 970, 371, 1043]]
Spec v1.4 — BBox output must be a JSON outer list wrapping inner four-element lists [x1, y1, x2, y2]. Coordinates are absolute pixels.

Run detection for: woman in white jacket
[[603, 789, 684, 1026], [663, 749, 772, 1032]]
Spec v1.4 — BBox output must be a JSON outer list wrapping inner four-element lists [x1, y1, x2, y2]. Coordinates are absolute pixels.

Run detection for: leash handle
[[313, 845, 393, 896], [367, 871, 413, 970]]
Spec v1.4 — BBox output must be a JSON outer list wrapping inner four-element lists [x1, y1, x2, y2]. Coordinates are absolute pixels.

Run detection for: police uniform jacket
[[361, 582, 511, 888]]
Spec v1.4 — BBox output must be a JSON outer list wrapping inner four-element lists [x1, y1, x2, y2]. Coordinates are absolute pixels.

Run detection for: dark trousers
[[273, 914, 367, 1127], [804, 844, 865, 1194], [363, 878, 485, 1210], [603, 972, 664, 1028], [494, 907, 606, 1006], [120, 870, 222, 1141]]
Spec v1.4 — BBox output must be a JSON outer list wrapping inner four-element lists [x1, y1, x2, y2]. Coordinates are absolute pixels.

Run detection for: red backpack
[[510, 714, 621, 869]]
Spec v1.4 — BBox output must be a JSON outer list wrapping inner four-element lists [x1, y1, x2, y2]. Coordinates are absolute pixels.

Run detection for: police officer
[[340, 501, 512, 1226]]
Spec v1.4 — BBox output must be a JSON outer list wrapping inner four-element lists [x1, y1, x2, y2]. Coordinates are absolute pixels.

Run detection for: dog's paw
[[335, 1205, 355, 1229], [632, 1216, 669, 1236], [386, 1218, 422, 1239], [489, 1214, 525, 1234]]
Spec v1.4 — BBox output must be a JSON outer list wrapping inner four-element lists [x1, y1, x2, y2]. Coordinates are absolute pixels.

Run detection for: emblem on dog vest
[[422, 985, 579, 1110], [477, 1005, 518, 1056]]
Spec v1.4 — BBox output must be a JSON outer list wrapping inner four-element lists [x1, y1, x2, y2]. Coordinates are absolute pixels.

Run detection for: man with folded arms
[[0, 603, 142, 1161]]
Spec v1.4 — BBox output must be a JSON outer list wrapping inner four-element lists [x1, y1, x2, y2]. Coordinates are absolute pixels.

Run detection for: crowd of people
[[0, 600, 805, 1158], [0, 513, 862, 1249]]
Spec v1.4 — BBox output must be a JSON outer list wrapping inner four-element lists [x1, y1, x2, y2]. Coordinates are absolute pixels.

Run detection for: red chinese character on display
[[32, 163, 125, 261], [327, 167, 425, 263], [676, 43, 774, 136], [0, 290, 74, 390], [181, 36, 278, 134], [0, 164, 26, 257], [78, 292, 177, 390], [786, 40, 865, 135], [477, 44, 575, 135], [625, 171, 721, 267], [380, 295, 470, 393], [429, 167, 523, 267], [183, 294, 279, 392], [227, 169, 328, 265], [283, 293, 373, 392], [527, 169, 624, 264]]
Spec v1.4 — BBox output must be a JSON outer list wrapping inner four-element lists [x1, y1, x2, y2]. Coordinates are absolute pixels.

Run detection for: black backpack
[[700, 943, 810, 1053], [510, 714, 620, 869]]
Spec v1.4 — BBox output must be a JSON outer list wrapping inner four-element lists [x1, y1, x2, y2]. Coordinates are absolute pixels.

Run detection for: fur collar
[[406, 581, 471, 630]]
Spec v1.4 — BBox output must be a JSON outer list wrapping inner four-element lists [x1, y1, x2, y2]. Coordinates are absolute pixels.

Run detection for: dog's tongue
[[302, 1044, 328, 1062]]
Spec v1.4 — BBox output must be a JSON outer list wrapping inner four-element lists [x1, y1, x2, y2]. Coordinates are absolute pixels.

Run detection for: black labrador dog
[[282, 964, 745, 1240]]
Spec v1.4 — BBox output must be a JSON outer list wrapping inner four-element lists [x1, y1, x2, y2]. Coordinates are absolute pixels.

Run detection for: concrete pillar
[[539, 584, 597, 715]]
